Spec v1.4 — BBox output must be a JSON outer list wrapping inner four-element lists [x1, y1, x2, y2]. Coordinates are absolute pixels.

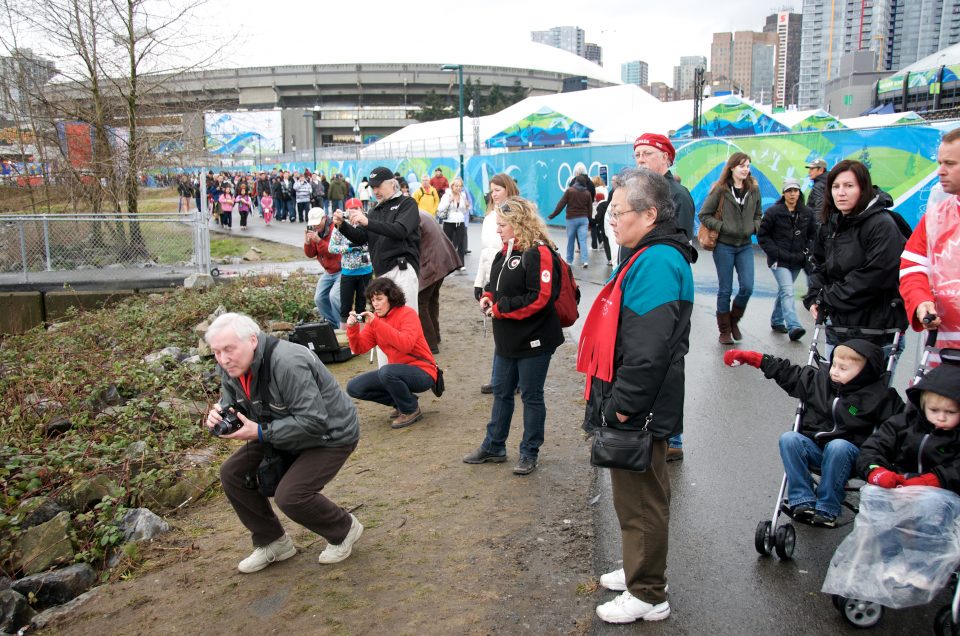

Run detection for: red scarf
[[576, 247, 648, 399]]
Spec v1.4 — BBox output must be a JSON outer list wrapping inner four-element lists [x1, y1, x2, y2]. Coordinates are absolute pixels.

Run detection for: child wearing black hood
[[857, 358, 960, 492], [725, 340, 905, 527]]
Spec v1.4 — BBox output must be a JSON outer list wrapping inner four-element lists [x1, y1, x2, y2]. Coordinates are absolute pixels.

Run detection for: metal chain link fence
[[0, 212, 210, 283]]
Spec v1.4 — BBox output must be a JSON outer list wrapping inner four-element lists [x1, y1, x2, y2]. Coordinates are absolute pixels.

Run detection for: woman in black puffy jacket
[[758, 177, 817, 341]]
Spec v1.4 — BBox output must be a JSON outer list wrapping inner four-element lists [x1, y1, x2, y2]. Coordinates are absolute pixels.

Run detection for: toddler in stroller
[[725, 339, 905, 527], [821, 354, 960, 628]]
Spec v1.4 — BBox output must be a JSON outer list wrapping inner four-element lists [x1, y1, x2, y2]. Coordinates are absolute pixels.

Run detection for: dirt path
[[46, 275, 597, 635]]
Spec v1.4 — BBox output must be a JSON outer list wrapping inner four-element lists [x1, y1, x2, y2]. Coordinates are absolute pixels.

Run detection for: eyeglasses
[[607, 205, 641, 221], [633, 149, 661, 159]]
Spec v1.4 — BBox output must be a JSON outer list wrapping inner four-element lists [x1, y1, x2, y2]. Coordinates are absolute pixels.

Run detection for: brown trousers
[[220, 441, 356, 547], [610, 439, 671, 604], [418, 279, 443, 351]]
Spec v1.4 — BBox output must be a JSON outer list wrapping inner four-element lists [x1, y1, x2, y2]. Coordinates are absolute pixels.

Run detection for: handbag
[[697, 193, 722, 251], [590, 414, 653, 473], [411, 353, 444, 397]]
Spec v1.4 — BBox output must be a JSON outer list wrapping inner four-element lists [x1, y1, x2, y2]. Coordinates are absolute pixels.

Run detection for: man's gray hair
[[382, 178, 400, 193], [618, 168, 675, 224], [205, 312, 261, 343]]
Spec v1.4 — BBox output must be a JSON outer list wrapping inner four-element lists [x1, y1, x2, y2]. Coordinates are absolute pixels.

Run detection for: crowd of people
[[199, 125, 960, 625]]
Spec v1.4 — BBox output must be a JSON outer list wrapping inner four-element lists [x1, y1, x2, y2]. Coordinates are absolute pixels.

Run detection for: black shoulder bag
[[409, 353, 444, 397], [252, 336, 300, 497]]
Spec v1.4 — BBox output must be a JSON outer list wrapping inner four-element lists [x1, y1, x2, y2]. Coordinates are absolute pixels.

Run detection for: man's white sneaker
[[596, 591, 670, 624], [599, 568, 627, 591], [237, 533, 297, 573], [318, 514, 363, 564]]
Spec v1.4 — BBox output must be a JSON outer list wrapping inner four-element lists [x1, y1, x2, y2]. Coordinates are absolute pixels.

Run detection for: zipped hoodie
[[759, 338, 905, 447], [857, 362, 960, 493]]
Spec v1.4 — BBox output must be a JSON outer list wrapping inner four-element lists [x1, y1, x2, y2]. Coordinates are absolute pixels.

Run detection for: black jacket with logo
[[482, 242, 563, 359], [337, 192, 421, 275], [803, 188, 908, 331], [857, 363, 960, 493], [759, 338, 904, 448]]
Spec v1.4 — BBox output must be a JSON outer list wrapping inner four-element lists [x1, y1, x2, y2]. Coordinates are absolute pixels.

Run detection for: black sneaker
[[788, 327, 806, 342], [513, 456, 537, 475], [463, 447, 507, 464], [771, 325, 789, 334], [811, 513, 837, 528], [480, 383, 493, 394], [791, 505, 815, 523]]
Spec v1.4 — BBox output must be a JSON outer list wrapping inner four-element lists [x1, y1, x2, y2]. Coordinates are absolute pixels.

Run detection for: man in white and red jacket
[[900, 128, 960, 352]]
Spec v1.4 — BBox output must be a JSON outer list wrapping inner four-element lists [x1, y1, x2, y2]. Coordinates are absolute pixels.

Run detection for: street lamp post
[[303, 111, 316, 170], [441, 64, 465, 180]]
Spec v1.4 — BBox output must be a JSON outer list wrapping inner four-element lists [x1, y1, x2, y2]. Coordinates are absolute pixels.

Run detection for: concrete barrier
[[43, 290, 136, 322], [0, 292, 43, 334]]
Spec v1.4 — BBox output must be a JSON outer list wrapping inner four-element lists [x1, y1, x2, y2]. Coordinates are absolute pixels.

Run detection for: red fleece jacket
[[346, 305, 437, 381]]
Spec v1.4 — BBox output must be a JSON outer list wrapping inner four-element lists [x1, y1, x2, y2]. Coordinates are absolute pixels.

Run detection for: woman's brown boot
[[717, 313, 735, 345], [729, 304, 746, 342]]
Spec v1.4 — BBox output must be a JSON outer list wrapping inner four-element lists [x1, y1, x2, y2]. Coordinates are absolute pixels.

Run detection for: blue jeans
[[669, 434, 682, 449], [779, 432, 859, 518], [482, 350, 554, 460], [314, 272, 341, 326], [277, 198, 293, 221], [347, 364, 434, 414], [330, 199, 344, 214], [770, 266, 802, 330], [713, 242, 754, 313], [565, 217, 589, 265]]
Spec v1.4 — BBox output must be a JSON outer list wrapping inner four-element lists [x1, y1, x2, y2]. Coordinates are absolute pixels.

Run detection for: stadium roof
[[219, 35, 621, 85], [897, 42, 960, 75]]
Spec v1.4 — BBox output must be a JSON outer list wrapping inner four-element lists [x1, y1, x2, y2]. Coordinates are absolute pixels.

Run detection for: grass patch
[[209, 237, 304, 262]]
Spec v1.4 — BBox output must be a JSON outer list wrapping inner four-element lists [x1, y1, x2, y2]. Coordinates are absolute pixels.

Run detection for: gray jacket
[[218, 336, 359, 451]]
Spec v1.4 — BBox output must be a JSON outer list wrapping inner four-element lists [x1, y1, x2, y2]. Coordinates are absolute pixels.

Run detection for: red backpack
[[541, 245, 581, 328]]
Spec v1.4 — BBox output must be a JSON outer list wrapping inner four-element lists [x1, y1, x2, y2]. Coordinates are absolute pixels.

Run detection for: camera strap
[[257, 335, 280, 425]]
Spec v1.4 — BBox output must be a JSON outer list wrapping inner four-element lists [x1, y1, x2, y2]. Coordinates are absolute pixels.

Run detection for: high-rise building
[[711, 31, 777, 103], [764, 11, 802, 108], [0, 48, 57, 120], [621, 60, 649, 87], [531, 26, 585, 58], [644, 82, 675, 102], [584, 42, 603, 66], [673, 56, 707, 100], [798, 0, 960, 110]]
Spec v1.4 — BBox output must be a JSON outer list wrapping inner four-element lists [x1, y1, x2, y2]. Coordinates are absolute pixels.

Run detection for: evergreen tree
[[417, 90, 452, 122]]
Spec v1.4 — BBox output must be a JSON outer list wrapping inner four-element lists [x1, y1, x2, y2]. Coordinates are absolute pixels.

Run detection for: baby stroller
[[754, 309, 903, 561], [825, 330, 960, 631]]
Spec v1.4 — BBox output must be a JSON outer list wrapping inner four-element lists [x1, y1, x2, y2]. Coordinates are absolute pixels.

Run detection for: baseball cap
[[344, 198, 363, 210], [367, 166, 394, 187], [805, 158, 827, 169], [307, 207, 326, 226], [633, 133, 676, 164], [782, 177, 802, 192]]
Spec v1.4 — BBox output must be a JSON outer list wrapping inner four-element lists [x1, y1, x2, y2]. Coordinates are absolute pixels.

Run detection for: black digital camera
[[211, 404, 246, 437]]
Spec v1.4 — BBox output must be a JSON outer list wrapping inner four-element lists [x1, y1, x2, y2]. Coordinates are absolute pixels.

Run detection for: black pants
[[296, 201, 310, 222], [591, 211, 611, 262], [339, 273, 372, 323], [442, 222, 467, 264]]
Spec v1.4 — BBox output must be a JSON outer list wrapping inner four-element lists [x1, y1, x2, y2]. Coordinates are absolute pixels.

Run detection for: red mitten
[[868, 467, 904, 489], [901, 473, 941, 488], [724, 350, 762, 368]]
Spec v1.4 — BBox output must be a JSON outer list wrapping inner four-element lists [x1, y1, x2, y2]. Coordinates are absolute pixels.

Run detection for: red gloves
[[724, 350, 762, 368], [868, 467, 904, 489], [902, 473, 941, 488]]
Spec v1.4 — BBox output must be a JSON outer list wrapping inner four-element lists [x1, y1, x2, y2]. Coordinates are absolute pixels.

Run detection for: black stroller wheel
[[935, 606, 960, 636], [774, 523, 796, 560], [839, 597, 883, 629], [755, 520, 773, 556], [831, 595, 844, 610]]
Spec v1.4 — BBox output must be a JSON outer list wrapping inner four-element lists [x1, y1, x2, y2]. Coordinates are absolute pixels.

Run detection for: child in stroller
[[725, 339, 905, 527]]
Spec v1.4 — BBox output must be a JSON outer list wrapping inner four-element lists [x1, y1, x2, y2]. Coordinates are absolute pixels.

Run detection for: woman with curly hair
[[463, 196, 564, 475], [345, 277, 437, 429], [698, 152, 762, 344]]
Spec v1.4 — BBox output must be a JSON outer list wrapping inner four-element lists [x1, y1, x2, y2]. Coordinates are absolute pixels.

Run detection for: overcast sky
[[189, 0, 795, 85]]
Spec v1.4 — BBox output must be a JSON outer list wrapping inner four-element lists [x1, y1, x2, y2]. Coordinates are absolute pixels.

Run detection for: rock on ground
[[119, 508, 170, 543], [13, 511, 73, 575], [12, 563, 96, 610]]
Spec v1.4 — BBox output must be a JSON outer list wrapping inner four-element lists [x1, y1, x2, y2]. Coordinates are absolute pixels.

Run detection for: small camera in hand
[[305, 225, 316, 232], [355, 313, 366, 324], [211, 404, 246, 437]]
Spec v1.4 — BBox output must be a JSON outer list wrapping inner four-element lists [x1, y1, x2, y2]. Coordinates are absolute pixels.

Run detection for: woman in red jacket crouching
[[346, 277, 437, 429]]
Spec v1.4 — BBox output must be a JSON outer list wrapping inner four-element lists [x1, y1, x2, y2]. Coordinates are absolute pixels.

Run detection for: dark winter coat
[[807, 172, 827, 214], [417, 212, 462, 289], [483, 243, 564, 359], [337, 191, 421, 275], [757, 198, 817, 270], [803, 188, 909, 332], [759, 338, 905, 448], [549, 183, 593, 220], [583, 223, 696, 440], [857, 363, 960, 493], [666, 171, 696, 239], [697, 184, 763, 247]]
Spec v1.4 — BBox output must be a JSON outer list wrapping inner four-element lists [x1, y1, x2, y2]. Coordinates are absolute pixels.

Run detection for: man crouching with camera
[[204, 312, 362, 573]]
